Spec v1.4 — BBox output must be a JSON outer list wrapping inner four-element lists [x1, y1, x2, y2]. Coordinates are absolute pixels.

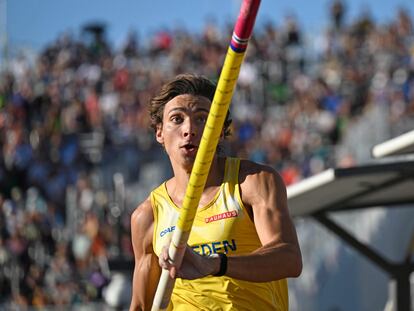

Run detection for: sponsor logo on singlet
[[192, 239, 237, 255], [160, 225, 176, 237], [205, 210, 238, 223]]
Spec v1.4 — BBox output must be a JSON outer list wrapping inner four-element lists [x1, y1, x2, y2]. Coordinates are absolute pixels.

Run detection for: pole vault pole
[[151, 1, 261, 309]]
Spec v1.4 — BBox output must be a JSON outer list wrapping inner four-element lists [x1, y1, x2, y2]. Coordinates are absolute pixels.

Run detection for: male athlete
[[129, 74, 302, 311]]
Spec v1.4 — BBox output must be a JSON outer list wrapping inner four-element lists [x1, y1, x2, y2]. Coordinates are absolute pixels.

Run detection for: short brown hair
[[149, 74, 232, 137]]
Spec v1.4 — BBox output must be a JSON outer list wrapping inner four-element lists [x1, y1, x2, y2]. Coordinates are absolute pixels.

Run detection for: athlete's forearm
[[218, 243, 302, 282]]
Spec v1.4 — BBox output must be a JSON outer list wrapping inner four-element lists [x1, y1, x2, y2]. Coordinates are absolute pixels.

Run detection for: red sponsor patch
[[205, 210, 238, 223]]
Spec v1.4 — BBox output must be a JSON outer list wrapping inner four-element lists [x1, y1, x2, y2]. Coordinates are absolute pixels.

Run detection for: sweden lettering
[[192, 239, 237, 255]]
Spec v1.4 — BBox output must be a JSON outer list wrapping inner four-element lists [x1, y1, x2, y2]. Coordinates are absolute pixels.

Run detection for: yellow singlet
[[151, 157, 288, 311]]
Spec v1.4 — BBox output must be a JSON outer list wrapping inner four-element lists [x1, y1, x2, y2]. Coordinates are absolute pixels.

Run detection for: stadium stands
[[0, 2, 413, 309]]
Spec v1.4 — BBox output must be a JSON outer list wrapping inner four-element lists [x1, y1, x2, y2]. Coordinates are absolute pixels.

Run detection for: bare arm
[[129, 199, 161, 311], [224, 160, 302, 282]]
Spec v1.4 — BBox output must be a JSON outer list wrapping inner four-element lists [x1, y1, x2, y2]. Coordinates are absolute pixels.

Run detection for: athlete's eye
[[196, 115, 208, 124], [170, 115, 183, 123]]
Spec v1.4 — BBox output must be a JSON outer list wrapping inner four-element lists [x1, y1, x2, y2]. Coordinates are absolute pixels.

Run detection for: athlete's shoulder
[[131, 197, 154, 232], [239, 158, 280, 179], [131, 178, 174, 231], [238, 159, 286, 196]]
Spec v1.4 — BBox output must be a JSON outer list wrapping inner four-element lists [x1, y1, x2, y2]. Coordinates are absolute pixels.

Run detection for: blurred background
[[1, 0, 414, 310]]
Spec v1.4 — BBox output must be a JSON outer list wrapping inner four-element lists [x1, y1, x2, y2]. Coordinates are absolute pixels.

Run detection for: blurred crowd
[[0, 0, 414, 308]]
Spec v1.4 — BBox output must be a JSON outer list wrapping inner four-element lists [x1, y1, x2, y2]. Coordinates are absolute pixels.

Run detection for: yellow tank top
[[151, 157, 289, 311]]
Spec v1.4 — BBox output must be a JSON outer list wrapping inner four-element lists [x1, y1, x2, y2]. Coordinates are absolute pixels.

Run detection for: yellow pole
[[151, 1, 261, 309]]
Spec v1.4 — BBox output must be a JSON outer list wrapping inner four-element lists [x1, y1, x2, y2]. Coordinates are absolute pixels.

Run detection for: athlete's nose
[[183, 118, 196, 137]]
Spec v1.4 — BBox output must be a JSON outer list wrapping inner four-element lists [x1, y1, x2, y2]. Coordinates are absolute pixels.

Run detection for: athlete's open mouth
[[183, 144, 197, 151]]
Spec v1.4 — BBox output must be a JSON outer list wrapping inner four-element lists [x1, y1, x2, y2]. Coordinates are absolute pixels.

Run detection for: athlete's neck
[[168, 156, 225, 200]]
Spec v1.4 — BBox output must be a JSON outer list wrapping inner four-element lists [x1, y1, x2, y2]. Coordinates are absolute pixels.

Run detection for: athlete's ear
[[156, 124, 164, 145]]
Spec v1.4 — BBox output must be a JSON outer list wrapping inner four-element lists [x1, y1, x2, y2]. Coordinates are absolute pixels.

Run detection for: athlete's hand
[[159, 244, 219, 280]]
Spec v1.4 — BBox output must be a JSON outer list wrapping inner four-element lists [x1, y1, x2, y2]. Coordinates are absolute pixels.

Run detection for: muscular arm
[[224, 160, 302, 282], [129, 199, 161, 311]]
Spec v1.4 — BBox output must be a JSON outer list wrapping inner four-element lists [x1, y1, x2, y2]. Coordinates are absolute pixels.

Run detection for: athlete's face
[[156, 94, 211, 170]]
